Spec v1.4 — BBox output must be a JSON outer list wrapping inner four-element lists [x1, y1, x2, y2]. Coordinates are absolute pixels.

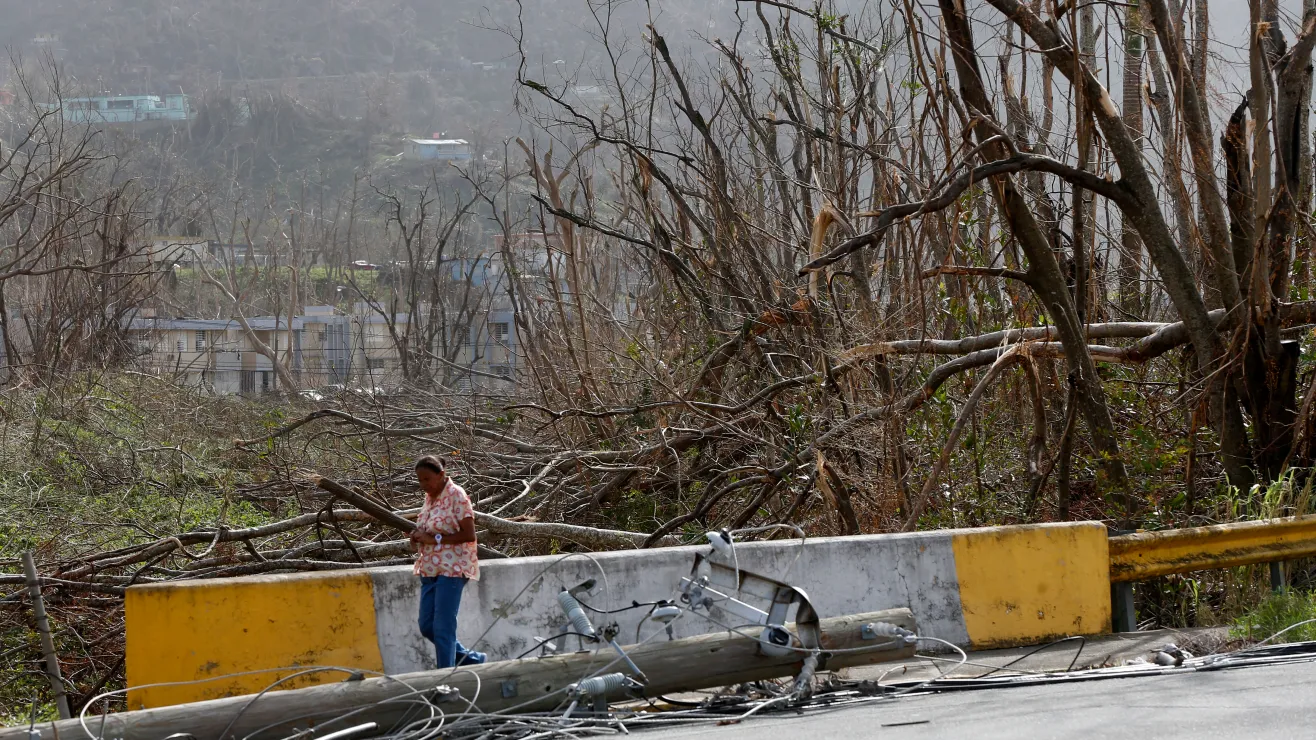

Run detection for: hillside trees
[[348, 175, 486, 387], [490, 0, 1316, 530], [0, 66, 156, 382]]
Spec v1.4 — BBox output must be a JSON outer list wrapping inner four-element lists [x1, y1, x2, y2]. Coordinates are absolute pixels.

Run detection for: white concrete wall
[[369, 531, 967, 674]]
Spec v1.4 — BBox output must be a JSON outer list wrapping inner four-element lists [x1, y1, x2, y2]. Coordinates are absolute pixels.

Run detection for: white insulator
[[558, 590, 597, 639], [865, 621, 917, 643], [706, 530, 733, 557], [650, 604, 682, 624], [571, 672, 627, 698]]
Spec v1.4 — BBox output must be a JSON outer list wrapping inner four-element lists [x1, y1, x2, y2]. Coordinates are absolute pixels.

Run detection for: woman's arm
[[441, 516, 477, 544], [411, 516, 476, 546]]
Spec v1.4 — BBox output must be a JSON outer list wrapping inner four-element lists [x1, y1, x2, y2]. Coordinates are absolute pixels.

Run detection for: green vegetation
[[0, 375, 437, 718], [1232, 591, 1316, 645]]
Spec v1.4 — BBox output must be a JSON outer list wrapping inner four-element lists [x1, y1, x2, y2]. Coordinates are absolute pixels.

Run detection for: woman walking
[[410, 455, 487, 668]]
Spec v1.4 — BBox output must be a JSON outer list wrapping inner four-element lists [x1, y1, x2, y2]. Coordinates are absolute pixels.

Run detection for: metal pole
[[1270, 561, 1285, 593], [21, 552, 70, 720], [1111, 582, 1136, 633]]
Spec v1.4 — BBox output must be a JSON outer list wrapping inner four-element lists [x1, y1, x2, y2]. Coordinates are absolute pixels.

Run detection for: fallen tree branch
[[474, 512, 682, 550], [0, 576, 126, 596], [921, 265, 1034, 285], [238, 409, 549, 453], [191, 557, 415, 579], [902, 347, 1023, 530], [840, 310, 1228, 360], [314, 475, 678, 552], [55, 510, 392, 578]]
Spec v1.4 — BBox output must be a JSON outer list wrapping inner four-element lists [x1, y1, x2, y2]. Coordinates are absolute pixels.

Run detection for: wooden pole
[[0, 608, 917, 740], [21, 552, 71, 720]]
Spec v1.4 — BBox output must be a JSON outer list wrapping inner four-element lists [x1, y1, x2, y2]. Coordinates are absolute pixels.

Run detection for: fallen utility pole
[[3, 607, 916, 740], [22, 551, 71, 720]]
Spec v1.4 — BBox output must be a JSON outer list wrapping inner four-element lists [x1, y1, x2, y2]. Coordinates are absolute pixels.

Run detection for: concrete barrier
[[125, 521, 1111, 709]]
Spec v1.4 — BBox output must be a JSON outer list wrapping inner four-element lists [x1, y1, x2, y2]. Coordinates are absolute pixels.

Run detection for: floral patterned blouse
[[413, 480, 480, 580]]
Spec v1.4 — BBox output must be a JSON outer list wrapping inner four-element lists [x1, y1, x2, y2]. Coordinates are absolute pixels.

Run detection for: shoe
[[457, 650, 487, 666]]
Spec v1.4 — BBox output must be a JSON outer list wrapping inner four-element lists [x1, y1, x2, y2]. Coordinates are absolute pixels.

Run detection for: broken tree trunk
[[7, 608, 916, 740]]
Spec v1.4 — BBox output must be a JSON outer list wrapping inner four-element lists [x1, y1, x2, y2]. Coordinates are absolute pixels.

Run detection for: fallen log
[[314, 475, 680, 551], [5, 607, 917, 740], [313, 476, 508, 559]]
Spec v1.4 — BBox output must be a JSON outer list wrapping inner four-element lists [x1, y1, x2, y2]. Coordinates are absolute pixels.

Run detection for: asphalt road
[[637, 659, 1316, 739]]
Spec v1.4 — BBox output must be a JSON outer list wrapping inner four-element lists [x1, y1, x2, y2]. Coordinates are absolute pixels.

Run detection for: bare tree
[[0, 61, 157, 383], [348, 174, 484, 387]]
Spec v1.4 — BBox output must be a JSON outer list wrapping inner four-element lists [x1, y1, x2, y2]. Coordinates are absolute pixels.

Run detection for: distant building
[[207, 242, 277, 268], [405, 137, 472, 161], [494, 232, 566, 275], [136, 236, 211, 267], [570, 85, 610, 104], [127, 316, 302, 395], [462, 309, 518, 384], [351, 308, 409, 382], [299, 307, 355, 386], [128, 244, 552, 396], [52, 94, 193, 125], [132, 237, 288, 268]]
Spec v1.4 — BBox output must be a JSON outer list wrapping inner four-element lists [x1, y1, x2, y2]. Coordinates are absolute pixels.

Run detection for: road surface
[[638, 658, 1316, 739]]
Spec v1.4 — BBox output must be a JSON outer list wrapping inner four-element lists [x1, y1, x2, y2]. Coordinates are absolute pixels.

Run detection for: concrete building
[[135, 236, 212, 267], [299, 307, 354, 387], [52, 94, 193, 125], [425, 307, 518, 387], [352, 310, 409, 385], [128, 241, 554, 395], [128, 316, 302, 395], [128, 305, 519, 395], [471, 309, 517, 382]]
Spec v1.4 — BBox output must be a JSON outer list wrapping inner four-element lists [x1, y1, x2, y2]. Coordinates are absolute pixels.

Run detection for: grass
[[0, 372, 465, 718], [0, 375, 319, 718], [1231, 590, 1316, 644]]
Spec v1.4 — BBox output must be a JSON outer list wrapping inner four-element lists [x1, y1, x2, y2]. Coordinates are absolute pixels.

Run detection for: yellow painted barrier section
[[1110, 514, 1316, 582], [952, 523, 1111, 648], [125, 571, 384, 709]]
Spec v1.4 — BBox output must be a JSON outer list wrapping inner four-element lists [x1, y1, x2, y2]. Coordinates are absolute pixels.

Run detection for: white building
[[405, 137, 472, 161]]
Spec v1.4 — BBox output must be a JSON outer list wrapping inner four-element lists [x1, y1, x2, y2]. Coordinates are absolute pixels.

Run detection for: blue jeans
[[418, 576, 485, 668]]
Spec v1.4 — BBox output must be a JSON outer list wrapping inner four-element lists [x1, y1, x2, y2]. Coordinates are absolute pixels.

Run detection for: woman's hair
[[415, 455, 446, 475]]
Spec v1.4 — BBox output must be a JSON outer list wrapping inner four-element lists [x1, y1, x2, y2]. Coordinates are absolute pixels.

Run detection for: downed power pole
[[6, 607, 916, 740]]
